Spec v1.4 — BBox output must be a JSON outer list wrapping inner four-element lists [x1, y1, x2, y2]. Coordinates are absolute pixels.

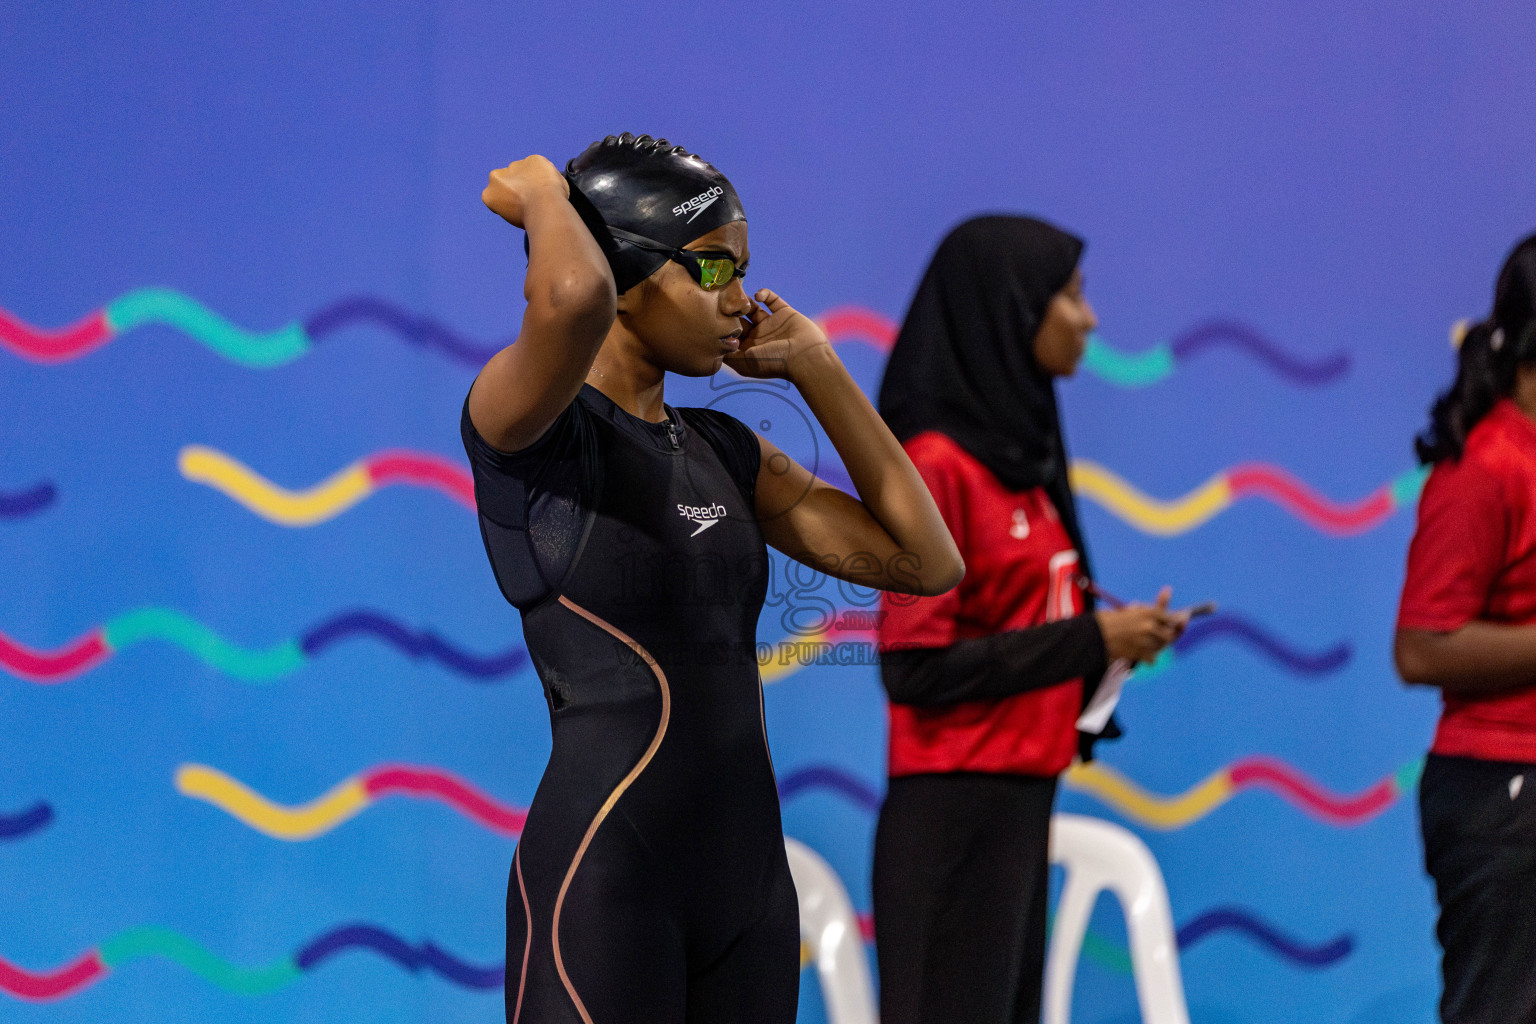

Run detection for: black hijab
[[878, 215, 1092, 585]]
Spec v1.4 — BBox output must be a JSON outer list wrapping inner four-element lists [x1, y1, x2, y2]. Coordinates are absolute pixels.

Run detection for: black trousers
[[1420, 753, 1536, 1024], [872, 772, 1058, 1024]]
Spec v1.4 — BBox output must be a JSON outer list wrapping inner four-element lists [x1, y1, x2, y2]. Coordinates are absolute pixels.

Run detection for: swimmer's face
[[1033, 269, 1097, 377], [616, 221, 752, 377]]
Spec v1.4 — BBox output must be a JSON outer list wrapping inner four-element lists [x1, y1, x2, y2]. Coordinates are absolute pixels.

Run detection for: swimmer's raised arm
[[469, 155, 617, 452], [733, 289, 964, 597]]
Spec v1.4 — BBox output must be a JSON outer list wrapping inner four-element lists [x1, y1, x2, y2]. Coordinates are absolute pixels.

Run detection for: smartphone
[[1181, 602, 1218, 618]]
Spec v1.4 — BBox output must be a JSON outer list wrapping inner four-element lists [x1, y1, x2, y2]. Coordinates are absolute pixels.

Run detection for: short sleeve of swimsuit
[[461, 392, 598, 611]]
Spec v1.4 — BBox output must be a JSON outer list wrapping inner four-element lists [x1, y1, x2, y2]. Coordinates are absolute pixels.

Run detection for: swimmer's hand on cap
[[482, 155, 570, 229], [727, 288, 836, 382]]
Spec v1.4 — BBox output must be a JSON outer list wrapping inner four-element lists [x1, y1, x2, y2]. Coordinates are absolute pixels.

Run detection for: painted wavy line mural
[[175, 763, 528, 841], [817, 307, 1350, 387], [0, 609, 525, 684], [0, 923, 500, 1002], [178, 445, 474, 526], [0, 803, 52, 842], [1143, 612, 1351, 678], [1069, 460, 1428, 537], [178, 763, 917, 840], [2, 292, 1348, 388], [1065, 757, 1426, 830], [782, 758, 1426, 833], [0, 482, 56, 520], [183, 441, 1424, 539], [760, 609, 1349, 686], [0, 290, 505, 368]]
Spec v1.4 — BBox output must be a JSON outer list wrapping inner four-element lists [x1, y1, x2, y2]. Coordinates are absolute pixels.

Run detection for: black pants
[[1420, 753, 1536, 1024], [872, 772, 1058, 1024]]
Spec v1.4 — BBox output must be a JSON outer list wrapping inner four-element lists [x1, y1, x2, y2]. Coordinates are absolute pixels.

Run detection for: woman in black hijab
[[872, 215, 1186, 1024]]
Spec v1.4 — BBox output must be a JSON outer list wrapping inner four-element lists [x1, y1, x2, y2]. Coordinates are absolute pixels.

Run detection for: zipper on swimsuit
[[665, 419, 679, 449]]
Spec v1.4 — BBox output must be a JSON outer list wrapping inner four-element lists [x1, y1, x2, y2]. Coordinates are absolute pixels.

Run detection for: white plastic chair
[[1045, 813, 1190, 1024], [785, 838, 878, 1024]]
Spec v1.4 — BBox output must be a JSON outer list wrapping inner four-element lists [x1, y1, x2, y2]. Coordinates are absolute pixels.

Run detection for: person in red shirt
[[1396, 232, 1536, 1024], [871, 216, 1188, 1024]]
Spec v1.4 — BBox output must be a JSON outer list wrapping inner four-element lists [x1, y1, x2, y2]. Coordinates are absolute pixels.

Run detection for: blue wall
[[4, 3, 1535, 1021]]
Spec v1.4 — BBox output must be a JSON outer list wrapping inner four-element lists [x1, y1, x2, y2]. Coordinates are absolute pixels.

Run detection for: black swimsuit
[[462, 383, 798, 1024]]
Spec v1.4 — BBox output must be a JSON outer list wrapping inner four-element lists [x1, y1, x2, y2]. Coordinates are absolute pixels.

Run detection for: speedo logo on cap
[[678, 501, 728, 536], [674, 186, 724, 223]]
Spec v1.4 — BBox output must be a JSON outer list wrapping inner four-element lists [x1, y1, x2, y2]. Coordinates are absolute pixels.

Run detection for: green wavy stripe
[[1045, 913, 1134, 975], [1081, 929, 1134, 974], [1081, 335, 1175, 388], [1390, 466, 1431, 508], [102, 608, 306, 681], [104, 288, 311, 368], [98, 927, 301, 995], [1394, 757, 1426, 792], [1127, 648, 1176, 682]]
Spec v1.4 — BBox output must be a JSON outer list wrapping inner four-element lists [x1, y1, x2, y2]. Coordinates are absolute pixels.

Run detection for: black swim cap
[[563, 133, 747, 293]]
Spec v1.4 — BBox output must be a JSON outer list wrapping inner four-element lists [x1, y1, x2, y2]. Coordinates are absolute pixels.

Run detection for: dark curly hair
[[1415, 233, 1536, 464]]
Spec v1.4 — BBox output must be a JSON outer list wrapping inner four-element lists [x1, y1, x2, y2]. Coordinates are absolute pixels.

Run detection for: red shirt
[[1398, 398, 1536, 762], [879, 431, 1085, 776]]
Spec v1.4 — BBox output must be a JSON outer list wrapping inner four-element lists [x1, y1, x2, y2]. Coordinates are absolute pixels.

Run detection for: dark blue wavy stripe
[[778, 765, 881, 812], [1177, 906, 1354, 967], [0, 802, 52, 840], [1175, 613, 1351, 675], [0, 482, 56, 520], [298, 611, 528, 679], [1169, 320, 1350, 385], [304, 297, 506, 366], [295, 924, 504, 988]]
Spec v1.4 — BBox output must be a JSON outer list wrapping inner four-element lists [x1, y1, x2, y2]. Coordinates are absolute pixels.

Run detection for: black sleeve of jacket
[[880, 613, 1109, 707]]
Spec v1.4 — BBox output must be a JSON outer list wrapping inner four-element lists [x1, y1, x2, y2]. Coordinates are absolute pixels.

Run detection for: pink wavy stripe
[[0, 630, 110, 683], [819, 307, 897, 352], [0, 952, 106, 1001], [363, 765, 527, 835], [1226, 465, 1394, 536], [364, 452, 475, 509], [0, 309, 112, 363], [1229, 757, 1398, 824]]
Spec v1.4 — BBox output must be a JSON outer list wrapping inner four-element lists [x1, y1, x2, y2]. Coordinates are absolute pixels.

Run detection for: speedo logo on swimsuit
[[673, 186, 724, 223], [677, 501, 728, 537]]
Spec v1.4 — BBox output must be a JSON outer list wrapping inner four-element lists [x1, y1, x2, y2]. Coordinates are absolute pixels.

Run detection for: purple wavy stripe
[[778, 765, 881, 812], [0, 802, 52, 840], [298, 611, 528, 679], [1177, 906, 1354, 967], [304, 297, 510, 366], [295, 923, 504, 988], [0, 482, 56, 519], [1174, 613, 1351, 675], [1170, 320, 1350, 385]]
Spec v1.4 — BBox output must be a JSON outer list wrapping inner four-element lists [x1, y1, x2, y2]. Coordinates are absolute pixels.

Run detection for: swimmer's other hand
[[482, 155, 570, 229], [727, 288, 835, 382]]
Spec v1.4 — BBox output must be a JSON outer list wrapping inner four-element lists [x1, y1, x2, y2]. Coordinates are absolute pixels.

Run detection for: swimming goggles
[[607, 227, 747, 291]]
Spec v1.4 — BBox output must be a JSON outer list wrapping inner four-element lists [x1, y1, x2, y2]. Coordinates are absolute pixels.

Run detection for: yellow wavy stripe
[[178, 445, 373, 526], [758, 626, 834, 685], [1069, 460, 1233, 536], [175, 763, 371, 840], [1064, 760, 1234, 830]]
